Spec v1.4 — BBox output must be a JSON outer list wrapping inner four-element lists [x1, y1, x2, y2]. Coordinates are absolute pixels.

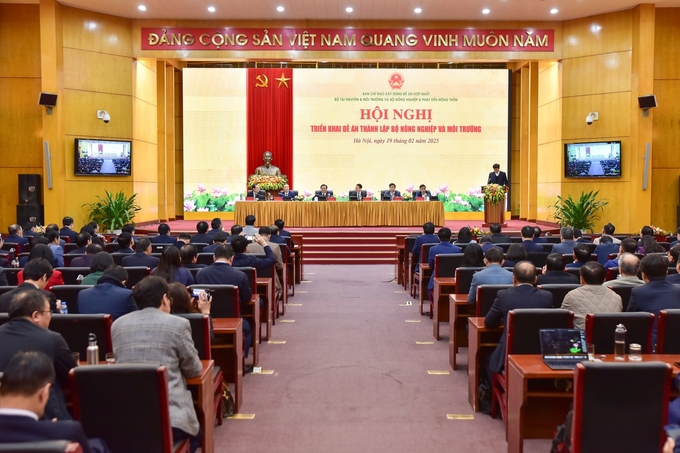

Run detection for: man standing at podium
[[487, 163, 508, 186]]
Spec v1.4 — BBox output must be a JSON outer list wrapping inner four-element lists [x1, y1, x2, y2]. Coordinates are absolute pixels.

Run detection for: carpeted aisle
[[214, 265, 551, 453]]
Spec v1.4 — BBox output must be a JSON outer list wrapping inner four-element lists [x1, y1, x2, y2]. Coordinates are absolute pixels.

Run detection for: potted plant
[[83, 190, 141, 233], [549, 190, 608, 233]]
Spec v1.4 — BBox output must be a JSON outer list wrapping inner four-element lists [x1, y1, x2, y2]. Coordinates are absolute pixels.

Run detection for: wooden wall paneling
[[0, 79, 44, 166], [0, 4, 41, 78], [561, 92, 631, 141], [165, 63, 176, 219], [519, 65, 530, 219], [538, 61, 561, 107], [562, 9, 632, 60], [62, 6, 132, 57], [156, 61, 167, 221], [651, 169, 680, 230], [562, 52, 632, 98], [64, 180, 133, 227], [527, 62, 539, 220], [536, 142, 562, 184], [535, 181, 561, 222], [133, 181, 159, 222], [561, 181, 628, 232], [175, 68, 184, 218], [63, 48, 133, 96], [62, 90, 133, 140], [537, 99, 562, 146], [510, 71, 521, 216], [654, 8, 680, 80], [651, 81, 680, 171]]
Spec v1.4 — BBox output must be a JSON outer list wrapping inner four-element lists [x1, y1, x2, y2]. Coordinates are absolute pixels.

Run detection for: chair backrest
[[539, 243, 555, 253], [476, 284, 514, 317], [50, 285, 95, 314], [123, 266, 150, 289], [657, 309, 680, 353], [63, 254, 83, 267], [608, 285, 633, 308], [433, 253, 465, 278], [151, 243, 173, 253], [187, 267, 200, 279], [493, 243, 512, 252], [197, 253, 214, 266], [571, 361, 671, 453], [405, 237, 416, 265], [234, 267, 257, 294], [565, 268, 581, 278], [189, 284, 239, 318], [105, 243, 120, 253], [0, 285, 17, 298], [454, 267, 484, 295], [526, 251, 549, 267], [55, 267, 91, 285], [173, 313, 211, 359], [584, 312, 655, 354], [111, 253, 126, 266], [49, 314, 113, 360], [0, 441, 83, 453], [70, 364, 177, 453], [420, 243, 438, 264], [537, 284, 581, 308], [506, 308, 573, 357], [2, 269, 21, 286], [63, 243, 78, 253], [190, 243, 207, 253]]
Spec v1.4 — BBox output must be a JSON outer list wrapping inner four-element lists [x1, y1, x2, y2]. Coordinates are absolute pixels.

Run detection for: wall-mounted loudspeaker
[[18, 174, 41, 205], [638, 94, 657, 109], [38, 92, 58, 107]]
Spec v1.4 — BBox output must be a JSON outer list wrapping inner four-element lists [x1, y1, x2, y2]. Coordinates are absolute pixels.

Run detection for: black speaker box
[[18, 174, 41, 205], [17, 205, 44, 227]]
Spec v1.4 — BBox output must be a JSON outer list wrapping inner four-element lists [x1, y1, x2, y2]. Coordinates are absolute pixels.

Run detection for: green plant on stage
[[549, 190, 609, 233], [83, 190, 141, 232]]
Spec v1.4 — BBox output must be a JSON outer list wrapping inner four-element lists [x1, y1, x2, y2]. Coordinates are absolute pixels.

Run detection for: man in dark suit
[[315, 184, 333, 199], [274, 219, 294, 246], [247, 184, 266, 200], [5, 224, 29, 252], [536, 253, 580, 285], [121, 238, 160, 270], [268, 224, 289, 257], [573, 229, 592, 243], [279, 183, 296, 199], [59, 216, 78, 243], [382, 183, 401, 200], [533, 226, 548, 243], [190, 221, 213, 245], [0, 351, 109, 452], [520, 225, 543, 253], [566, 243, 592, 268], [604, 238, 638, 270], [23, 222, 41, 238], [670, 227, 680, 248], [207, 218, 223, 237], [427, 228, 462, 297], [231, 235, 276, 271], [202, 232, 227, 254], [594, 235, 620, 266], [489, 223, 511, 244], [412, 222, 439, 272], [349, 183, 368, 201], [226, 225, 241, 244], [150, 223, 176, 244], [551, 227, 577, 254], [70, 243, 103, 268], [479, 235, 502, 254], [80, 224, 104, 247], [67, 232, 91, 256], [487, 163, 509, 187], [413, 184, 432, 200], [180, 244, 206, 269], [484, 261, 553, 377], [0, 259, 56, 313], [628, 254, 680, 343], [116, 232, 135, 254], [78, 266, 137, 320], [195, 244, 254, 359], [0, 291, 78, 421]]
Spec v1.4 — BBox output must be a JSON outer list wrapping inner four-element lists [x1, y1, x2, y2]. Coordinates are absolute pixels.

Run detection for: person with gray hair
[[551, 226, 577, 254], [603, 253, 644, 287]]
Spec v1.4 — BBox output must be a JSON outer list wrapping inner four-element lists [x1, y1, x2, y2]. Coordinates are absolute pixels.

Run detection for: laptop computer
[[539, 328, 589, 370]]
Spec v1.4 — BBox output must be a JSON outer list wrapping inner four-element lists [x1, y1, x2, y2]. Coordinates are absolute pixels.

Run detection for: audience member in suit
[[503, 243, 527, 268], [484, 262, 552, 377], [413, 184, 432, 200], [604, 238, 638, 269], [487, 163, 509, 187], [5, 224, 29, 252], [593, 222, 622, 245], [78, 266, 137, 320], [226, 225, 241, 244], [67, 232, 91, 256], [602, 253, 645, 287], [151, 246, 194, 286], [1, 259, 57, 313], [23, 221, 41, 238], [551, 227, 578, 254], [0, 292, 78, 421], [80, 224, 104, 247], [279, 183, 296, 199], [274, 219, 294, 246], [246, 226, 283, 293], [19, 237, 49, 268], [573, 229, 592, 244], [467, 248, 513, 304], [0, 351, 109, 452], [207, 218, 223, 237], [116, 232, 135, 254], [667, 244, 680, 268], [668, 257, 680, 284], [670, 227, 680, 248], [383, 183, 401, 200], [247, 184, 266, 200], [533, 226, 548, 243], [479, 235, 502, 254], [150, 223, 177, 245], [628, 254, 680, 343], [121, 238, 160, 270], [17, 247, 64, 292], [349, 183, 368, 201], [520, 225, 544, 253], [190, 221, 213, 245], [489, 223, 512, 244], [174, 233, 192, 250], [242, 215, 259, 236], [0, 235, 10, 268], [561, 261, 622, 329], [411, 222, 439, 273], [427, 228, 462, 297], [195, 244, 254, 359], [180, 244, 206, 269], [232, 234, 277, 272], [70, 243, 103, 268], [80, 252, 114, 286], [121, 223, 138, 241], [202, 232, 227, 254], [268, 224, 289, 257], [112, 276, 203, 452], [594, 235, 620, 266], [566, 243, 592, 268], [315, 184, 333, 199], [59, 216, 78, 243], [536, 253, 580, 285], [46, 231, 64, 268], [45, 224, 65, 248]]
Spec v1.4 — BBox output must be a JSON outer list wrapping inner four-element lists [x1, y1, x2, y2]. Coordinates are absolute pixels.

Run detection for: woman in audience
[[80, 251, 114, 285], [168, 282, 211, 316], [638, 235, 664, 255], [462, 243, 484, 267], [152, 246, 194, 286], [16, 244, 64, 290], [454, 227, 476, 244], [18, 236, 49, 268], [503, 243, 527, 268]]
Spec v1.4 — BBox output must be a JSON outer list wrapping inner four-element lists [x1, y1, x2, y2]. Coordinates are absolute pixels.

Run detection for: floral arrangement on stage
[[247, 175, 287, 190], [467, 226, 488, 237], [183, 185, 244, 212], [483, 184, 507, 203], [645, 225, 672, 237], [401, 191, 413, 200], [293, 194, 305, 201]]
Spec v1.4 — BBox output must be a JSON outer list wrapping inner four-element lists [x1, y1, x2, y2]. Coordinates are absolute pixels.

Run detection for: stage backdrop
[[183, 68, 509, 213]]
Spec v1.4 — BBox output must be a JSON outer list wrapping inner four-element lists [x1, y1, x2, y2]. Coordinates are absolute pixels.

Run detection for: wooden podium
[[481, 185, 507, 227]]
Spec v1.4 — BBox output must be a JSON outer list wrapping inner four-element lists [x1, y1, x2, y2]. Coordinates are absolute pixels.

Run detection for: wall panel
[[63, 90, 133, 139], [0, 4, 41, 78], [654, 9, 680, 80], [562, 52, 632, 97], [562, 92, 631, 140], [63, 48, 132, 95], [562, 10, 632, 60], [62, 6, 132, 57]]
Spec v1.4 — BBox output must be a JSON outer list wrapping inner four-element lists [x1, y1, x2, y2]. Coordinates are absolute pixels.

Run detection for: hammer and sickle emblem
[[255, 74, 269, 88]]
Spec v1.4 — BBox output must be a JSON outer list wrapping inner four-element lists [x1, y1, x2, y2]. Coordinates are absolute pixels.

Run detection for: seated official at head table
[[349, 183, 367, 200], [382, 183, 401, 200], [413, 184, 432, 199], [314, 184, 333, 199], [278, 184, 297, 199], [247, 184, 266, 200]]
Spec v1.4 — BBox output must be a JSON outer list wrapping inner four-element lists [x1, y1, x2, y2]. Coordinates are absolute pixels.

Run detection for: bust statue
[[254, 151, 281, 176]]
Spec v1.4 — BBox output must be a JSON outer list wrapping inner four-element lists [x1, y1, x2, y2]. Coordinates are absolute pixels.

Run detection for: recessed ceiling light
[[138, 5, 146, 11], [414, 7, 422, 13], [277, 6, 284, 12], [346, 6, 353, 13], [482, 8, 490, 14], [208, 6, 215, 12], [550, 8, 558, 14]]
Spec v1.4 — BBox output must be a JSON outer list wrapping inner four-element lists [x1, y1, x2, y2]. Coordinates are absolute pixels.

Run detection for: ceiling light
[[550, 8, 558, 14], [527, 29, 533, 35], [346, 7, 353, 13], [138, 5, 146, 11], [208, 6, 215, 12], [277, 6, 284, 12], [482, 8, 490, 14], [414, 7, 422, 13]]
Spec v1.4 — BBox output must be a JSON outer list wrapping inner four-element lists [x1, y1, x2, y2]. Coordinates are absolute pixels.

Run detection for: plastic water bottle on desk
[[59, 301, 68, 314], [614, 323, 626, 360]]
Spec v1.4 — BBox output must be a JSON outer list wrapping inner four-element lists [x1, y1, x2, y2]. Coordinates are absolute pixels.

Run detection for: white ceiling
[[10, 0, 680, 22]]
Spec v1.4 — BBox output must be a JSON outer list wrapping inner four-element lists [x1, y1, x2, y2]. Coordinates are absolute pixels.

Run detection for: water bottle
[[614, 323, 626, 360], [60, 302, 68, 314], [426, 195, 430, 201], [86, 333, 99, 365]]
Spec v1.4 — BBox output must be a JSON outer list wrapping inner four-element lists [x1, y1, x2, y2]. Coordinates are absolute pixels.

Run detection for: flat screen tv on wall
[[74, 138, 131, 176], [564, 141, 621, 178]]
